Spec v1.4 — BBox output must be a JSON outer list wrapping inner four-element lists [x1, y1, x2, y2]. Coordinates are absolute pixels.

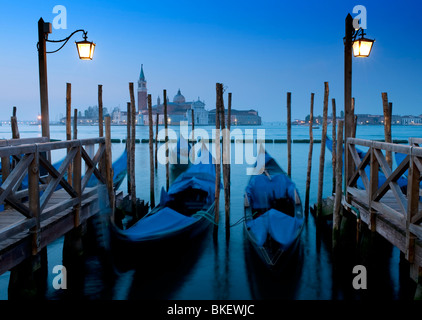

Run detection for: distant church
[[137, 65, 208, 125]]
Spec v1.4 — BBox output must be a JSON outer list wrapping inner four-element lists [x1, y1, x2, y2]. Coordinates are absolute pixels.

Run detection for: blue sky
[[1, 0, 422, 122]]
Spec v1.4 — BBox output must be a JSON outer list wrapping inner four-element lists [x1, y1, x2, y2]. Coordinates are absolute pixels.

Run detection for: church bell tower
[[137, 64, 147, 113]]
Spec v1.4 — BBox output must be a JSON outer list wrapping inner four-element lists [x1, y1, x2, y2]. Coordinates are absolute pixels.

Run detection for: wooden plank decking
[[0, 136, 113, 277], [0, 186, 103, 275], [343, 137, 422, 282]]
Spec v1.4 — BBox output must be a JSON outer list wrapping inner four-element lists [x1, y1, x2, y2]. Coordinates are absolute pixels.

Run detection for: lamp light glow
[[76, 39, 95, 60], [352, 29, 374, 58]]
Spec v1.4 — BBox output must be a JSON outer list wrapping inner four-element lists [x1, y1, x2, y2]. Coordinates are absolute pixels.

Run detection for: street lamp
[[75, 32, 96, 60], [343, 13, 374, 195], [37, 17, 95, 139], [352, 28, 375, 58]]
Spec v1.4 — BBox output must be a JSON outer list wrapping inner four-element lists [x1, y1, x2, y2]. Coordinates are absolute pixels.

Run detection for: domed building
[[136, 66, 209, 125], [173, 89, 186, 104]]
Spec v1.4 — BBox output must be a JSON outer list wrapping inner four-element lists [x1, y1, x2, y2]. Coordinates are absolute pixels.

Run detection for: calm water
[[0, 123, 420, 300]]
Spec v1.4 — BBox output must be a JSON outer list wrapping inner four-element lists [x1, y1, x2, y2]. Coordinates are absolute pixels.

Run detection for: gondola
[[113, 143, 215, 252], [244, 148, 304, 269]]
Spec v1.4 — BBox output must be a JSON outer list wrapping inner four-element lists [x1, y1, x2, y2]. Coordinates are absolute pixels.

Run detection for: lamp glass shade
[[76, 40, 95, 60], [352, 38, 374, 57]]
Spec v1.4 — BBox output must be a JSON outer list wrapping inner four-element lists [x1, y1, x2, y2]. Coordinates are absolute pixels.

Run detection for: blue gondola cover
[[246, 208, 303, 249], [120, 207, 198, 241]]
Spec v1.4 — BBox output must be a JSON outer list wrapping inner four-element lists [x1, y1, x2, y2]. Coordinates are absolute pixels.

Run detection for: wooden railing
[[345, 138, 422, 262], [0, 137, 111, 254]]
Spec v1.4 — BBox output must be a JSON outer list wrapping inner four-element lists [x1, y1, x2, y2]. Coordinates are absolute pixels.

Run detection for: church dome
[[173, 89, 186, 104]]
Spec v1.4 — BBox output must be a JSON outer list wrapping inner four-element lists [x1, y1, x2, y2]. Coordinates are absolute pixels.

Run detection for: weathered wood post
[[8, 146, 47, 299], [38, 18, 50, 140], [228, 93, 232, 130], [97, 84, 105, 179], [214, 83, 222, 230], [317, 82, 329, 219], [304, 93, 314, 215], [105, 116, 114, 212], [73, 109, 81, 227], [29, 151, 41, 255], [73, 109, 78, 140], [382, 93, 392, 168], [9, 151, 47, 299], [11, 107, 20, 139], [227, 92, 232, 184], [66, 84, 72, 184], [220, 89, 230, 237], [155, 113, 159, 169], [351, 98, 357, 138], [191, 109, 195, 142], [369, 142, 379, 233], [62, 110, 84, 289], [287, 92, 292, 178], [191, 109, 195, 162], [332, 120, 344, 250], [66, 84, 72, 141], [129, 83, 137, 212], [98, 85, 104, 137], [126, 102, 132, 196], [332, 98, 337, 195], [344, 14, 354, 203], [406, 150, 419, 264], [164, 89, 169, 191], [227, 92, 232, 233], [148, 94, 155, 208]]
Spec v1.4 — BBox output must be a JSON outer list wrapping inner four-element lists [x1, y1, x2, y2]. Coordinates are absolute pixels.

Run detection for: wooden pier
[[342, 137, 422, 282], [0, 136, 113, 276]]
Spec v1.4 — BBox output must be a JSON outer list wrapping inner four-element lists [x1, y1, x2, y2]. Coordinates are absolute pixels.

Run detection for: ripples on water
[[0, 124, 419, 300]]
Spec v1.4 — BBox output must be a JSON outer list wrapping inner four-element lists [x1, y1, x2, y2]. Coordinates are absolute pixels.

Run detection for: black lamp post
[[37, 17, 95, 140], [344, 13, 374, 188]]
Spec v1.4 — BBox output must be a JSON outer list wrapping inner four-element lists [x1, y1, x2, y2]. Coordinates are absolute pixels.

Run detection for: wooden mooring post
[[317, 82, 329, 219], [286, 92, 292, 178], [382, 92, 392, 168], [105, 116, 114, 211], [331, 98, 337, 195], [332, 119, 344, 250], [304, 93, 314, 215], [98, 84, 104, 138], [148, 94, 155, 208], [66, 83, 72, 185], [129, 83, 137, 212], [220, 89, 230, 238], [127, 102, 132, 197], [11, 107, 20, 140], [214, 83, 222, 232], [98, 84, 105, 177], [155, 113, 159, 170], [227, 92, 232, 199], [191, 109, 195, 162], [226, 92, 232, 237], [191, 109, 195, 141], [73, 109, 78, 140], [164, 89, 169, 191]]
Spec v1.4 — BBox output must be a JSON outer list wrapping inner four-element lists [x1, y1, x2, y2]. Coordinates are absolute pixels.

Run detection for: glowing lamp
[[352, 29, 374, 58], [76, 37, 96, 60]]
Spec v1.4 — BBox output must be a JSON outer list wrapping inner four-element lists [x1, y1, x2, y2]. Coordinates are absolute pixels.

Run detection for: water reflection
[[1, 125, 419, 300]]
